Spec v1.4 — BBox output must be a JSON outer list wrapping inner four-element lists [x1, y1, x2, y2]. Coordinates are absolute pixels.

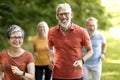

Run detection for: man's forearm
[[48, 46, 54, 62], [83, 49, 93, 62]]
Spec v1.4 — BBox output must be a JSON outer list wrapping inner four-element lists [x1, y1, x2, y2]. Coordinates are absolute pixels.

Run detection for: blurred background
[[0, 0, 115, 50], [0, 0, 120, 79]]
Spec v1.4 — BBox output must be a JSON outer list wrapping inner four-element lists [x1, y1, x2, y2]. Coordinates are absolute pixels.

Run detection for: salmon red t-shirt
[[0, 50, 34, 80], [48, 23, 90, 79]]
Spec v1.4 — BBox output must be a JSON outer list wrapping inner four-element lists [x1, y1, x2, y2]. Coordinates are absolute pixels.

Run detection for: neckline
[[7, 49, 25, 58]]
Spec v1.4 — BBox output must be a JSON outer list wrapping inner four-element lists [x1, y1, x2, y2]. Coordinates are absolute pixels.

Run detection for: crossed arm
[[0, 63, 35, 80]]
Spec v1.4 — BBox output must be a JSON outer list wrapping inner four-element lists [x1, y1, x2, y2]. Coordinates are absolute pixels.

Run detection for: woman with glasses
[[0, 25, 35, 80], [32, 21, 52, 80]]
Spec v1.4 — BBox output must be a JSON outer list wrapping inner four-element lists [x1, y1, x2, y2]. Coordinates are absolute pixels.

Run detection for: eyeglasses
[[10, 36, 23, 40], [57, 12, 70, 17]]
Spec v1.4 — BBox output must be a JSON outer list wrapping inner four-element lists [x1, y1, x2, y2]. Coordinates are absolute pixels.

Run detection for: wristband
[[23, 71, 25, 76], [102, 52, 105, 55], [82, 58, 84, 64], [51, 61, 54, 65]]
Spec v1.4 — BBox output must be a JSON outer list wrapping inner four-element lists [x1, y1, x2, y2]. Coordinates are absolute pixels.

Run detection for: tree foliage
[[0, 0, 111, 50]]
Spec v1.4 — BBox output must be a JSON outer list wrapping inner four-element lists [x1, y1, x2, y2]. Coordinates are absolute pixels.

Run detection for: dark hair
[[7, 25, 25, 39]]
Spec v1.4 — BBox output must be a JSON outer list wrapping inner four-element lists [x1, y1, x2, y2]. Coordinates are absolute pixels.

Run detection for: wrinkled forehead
[[87, 20, 97, 25], [86, 20, 98, 28], [57, 7, 71, 14]]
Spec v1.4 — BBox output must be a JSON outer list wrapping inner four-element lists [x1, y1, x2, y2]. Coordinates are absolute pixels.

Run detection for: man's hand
[[49, 61, 54, 70], [101, 54, 105, 61], [73, 60, 83, 69]]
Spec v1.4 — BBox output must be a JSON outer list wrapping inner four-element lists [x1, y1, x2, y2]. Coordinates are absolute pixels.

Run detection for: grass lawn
[[101, 31, 120, 80]]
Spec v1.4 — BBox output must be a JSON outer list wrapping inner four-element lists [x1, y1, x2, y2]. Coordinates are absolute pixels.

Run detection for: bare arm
[[0, 64, 3, 80], [73, 43, 93, 69], [101, 43, 106, 54], [101, 43, 107, 60], [48, 46, 54, 70], [11, 62, 35, 80], [48, 46, 54, 61], [83, 43, 93, 62], [33, 45, 38, 56], [23, 62, 35, 80]]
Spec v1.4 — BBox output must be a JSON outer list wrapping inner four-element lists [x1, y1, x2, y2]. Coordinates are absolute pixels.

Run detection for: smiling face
[[56, 3, 73, 30], [86, 17, 98, 36], [86, 20, 97, 32], [8, 31, 24, 48], [37, 21, 49, 37], [7, 25, 24, 49], [38, 25, 46, 35]]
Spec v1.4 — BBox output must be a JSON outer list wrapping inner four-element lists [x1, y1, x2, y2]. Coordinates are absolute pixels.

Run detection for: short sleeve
[[82, 29, 91, 46], [0, 52, 2, 64], [48, 29, 54, 47], [25, 51, 34, 64]]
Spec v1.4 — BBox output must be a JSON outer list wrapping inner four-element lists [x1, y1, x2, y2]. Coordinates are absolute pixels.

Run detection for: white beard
[[59, 20, 71, 29], [87, 30, 96, 37]]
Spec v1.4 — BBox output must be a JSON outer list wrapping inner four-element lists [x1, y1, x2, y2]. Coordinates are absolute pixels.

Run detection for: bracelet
[[102, 52, 105, 54], [82, 58, 84, 64], [23, 71, 25, 76], [50, 61, 54, 65]]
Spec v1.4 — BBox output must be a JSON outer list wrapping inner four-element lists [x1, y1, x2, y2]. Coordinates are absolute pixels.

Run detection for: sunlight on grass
[[102, 72, 119, 76], [109, 26, 120, 39], [105, 59, 120, 64], [101, 26, 120, 80], [104, 28, 120, 60]]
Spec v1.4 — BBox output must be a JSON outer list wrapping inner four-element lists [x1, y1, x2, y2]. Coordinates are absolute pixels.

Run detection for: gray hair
[[56, 3, 72, 14], [86, 17, 98, 23], [7, 25, 25, 39]]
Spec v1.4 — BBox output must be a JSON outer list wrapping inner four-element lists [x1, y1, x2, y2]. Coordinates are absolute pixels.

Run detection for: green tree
[[0, 0, 111, 51]]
